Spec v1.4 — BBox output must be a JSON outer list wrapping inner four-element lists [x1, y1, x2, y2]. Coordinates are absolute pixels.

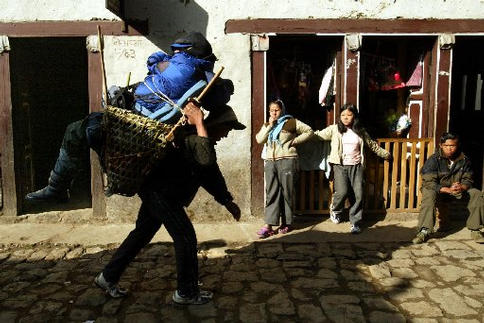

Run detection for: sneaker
[[278, 225, 291, 234], [412, 229, 429, 244], [329, 203, 341, 224], [172, 290, 213, 305], [330, 213, 341, 224], [350, 225, 361, 234], [257, 226, 275, 239], [94, 272, 128, 298], [470, 230, 484, 244]]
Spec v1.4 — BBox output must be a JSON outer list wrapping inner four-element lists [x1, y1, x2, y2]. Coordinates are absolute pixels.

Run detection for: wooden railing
[[295, 138, 434, 215]]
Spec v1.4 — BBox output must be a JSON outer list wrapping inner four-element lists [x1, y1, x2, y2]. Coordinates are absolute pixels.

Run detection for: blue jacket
[[134, 51, 214, 115]]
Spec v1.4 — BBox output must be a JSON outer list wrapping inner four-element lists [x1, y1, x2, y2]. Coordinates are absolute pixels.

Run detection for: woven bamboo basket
[[102, 105, 175, 197]]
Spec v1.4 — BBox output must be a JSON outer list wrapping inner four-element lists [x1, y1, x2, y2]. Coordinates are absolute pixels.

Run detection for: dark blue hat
[[171, 32, 217, 62]]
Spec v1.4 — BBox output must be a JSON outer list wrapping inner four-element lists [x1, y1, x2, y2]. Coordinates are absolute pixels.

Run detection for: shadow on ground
[[0, 222, 447, 322]]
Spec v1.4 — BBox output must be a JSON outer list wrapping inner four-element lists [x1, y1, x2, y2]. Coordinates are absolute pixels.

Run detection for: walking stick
[[165, 66, 225, 142], [97, 25, 108, 105]]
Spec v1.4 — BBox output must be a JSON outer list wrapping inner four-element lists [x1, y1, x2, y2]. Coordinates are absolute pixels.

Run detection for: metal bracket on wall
[[86, 35, 101, 53], [0, 35, 10, 53], [251, 34, 269, 51], [439, 33, 455, 50], [346, 33, 362, 52]]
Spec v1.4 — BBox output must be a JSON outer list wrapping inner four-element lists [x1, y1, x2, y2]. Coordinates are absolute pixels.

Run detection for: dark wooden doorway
[[358, 36, 434, 139], [450, 36, 484, 190], [9, 37, 91, 213]]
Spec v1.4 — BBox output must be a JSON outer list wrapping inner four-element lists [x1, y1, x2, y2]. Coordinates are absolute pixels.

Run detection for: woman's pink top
[[341, 128, 361, 165]]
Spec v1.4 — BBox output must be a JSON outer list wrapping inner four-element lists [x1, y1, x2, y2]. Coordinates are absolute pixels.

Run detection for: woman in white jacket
[[255, 100, 313, 238], [314, 104, 392, 234]]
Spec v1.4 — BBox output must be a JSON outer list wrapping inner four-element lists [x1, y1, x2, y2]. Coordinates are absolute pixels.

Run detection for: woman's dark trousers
[[331, 164, 364, 226], [264, 158, 297, 226]]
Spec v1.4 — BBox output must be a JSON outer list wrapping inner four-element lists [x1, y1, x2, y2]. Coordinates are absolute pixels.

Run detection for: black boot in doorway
[[25, 170, 70, 203], [25, 148, 79, 203]]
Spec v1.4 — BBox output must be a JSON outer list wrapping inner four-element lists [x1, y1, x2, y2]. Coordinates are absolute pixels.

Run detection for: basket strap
[[144, 76, 177, 108], [149, 80, 207, 122]]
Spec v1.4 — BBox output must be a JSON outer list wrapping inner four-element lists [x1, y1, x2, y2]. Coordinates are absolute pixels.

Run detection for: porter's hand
[[184, 102, 208, 137], [184, 102, 204, 126], [225, 201, 241, 221]]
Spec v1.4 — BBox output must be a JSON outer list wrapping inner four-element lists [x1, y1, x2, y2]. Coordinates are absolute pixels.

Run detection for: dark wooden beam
[[345, 50, 359, 107], [251, 51, 265, 218], [226, 19, 484, 34], [0, 20, 147, 37], [434, 48, 452, 141], [0, 52, 17, 216], [88, 51, 107, 219]]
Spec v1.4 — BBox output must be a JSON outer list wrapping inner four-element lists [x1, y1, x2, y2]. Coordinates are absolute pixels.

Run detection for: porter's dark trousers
[[102, 190, 200, 297]]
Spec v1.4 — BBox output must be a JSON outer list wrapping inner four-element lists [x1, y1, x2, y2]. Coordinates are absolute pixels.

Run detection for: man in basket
[[25, 31, 235, 204], [24, 32, 245, 304]]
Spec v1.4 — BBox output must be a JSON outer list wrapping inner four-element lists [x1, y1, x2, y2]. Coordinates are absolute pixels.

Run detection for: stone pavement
[[0, 218, 483, 322]]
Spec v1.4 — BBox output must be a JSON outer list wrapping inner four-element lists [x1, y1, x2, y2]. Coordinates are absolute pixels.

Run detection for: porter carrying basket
[[102, 105, 175, 197], [101, 67, 224, 197]]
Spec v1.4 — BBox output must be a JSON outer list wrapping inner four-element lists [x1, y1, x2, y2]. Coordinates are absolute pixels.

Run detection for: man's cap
[[171, 32, 217, 62], [206, 105, 245, 130]]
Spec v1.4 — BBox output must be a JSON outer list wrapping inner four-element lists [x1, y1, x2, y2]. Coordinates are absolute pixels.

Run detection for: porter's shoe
[[470, 230, 484, 244], [94, 272, 128, 298], [412, 229, 430, 244], [172, 290, 213, 305]]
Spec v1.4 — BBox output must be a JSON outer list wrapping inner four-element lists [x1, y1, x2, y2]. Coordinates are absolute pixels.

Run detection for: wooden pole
[[165, 67, 224, 142], [97, 25, 108, 104]]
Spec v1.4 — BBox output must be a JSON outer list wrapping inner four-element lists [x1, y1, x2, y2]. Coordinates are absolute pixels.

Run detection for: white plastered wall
[[1, 0, 483, 221]]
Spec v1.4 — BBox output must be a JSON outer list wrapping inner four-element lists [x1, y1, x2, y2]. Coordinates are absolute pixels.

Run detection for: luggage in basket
[[102, 105, 175, 197], [100, 68, 224, 197]]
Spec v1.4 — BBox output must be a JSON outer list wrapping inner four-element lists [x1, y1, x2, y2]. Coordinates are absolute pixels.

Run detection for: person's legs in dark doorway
[[465, 188, 484, 243], [25, 113, 103, 203]]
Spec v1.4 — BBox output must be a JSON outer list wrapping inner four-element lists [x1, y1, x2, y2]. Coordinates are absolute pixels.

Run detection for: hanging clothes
[[318, 63, 335, 107], [297, 137, 332, 179], [406, 58, 423, 88]]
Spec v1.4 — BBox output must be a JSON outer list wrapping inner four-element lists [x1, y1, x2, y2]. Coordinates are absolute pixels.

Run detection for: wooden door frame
[[248, 34, 344, 217], [226, 18, 484, 216], [0, 21, 144, 217]]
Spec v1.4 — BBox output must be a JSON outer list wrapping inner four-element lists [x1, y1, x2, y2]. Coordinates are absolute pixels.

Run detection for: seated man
[[413, 132, 484, 244]]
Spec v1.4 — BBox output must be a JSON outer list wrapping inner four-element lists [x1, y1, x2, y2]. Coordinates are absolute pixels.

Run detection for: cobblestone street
[[0, 222, 483, 322]]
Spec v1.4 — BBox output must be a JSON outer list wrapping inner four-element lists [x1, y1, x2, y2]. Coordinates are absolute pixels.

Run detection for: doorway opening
[[359, 36, 434, 139], [9, 37, 91, 214], [450, 36, 484, 190], [266, 35, 342, 130], [264, 35, 343, 215]]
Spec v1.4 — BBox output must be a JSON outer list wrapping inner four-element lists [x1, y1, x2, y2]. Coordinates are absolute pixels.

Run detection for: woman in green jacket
[[255, 99, 313, 238], [314, 104, 391, 234]]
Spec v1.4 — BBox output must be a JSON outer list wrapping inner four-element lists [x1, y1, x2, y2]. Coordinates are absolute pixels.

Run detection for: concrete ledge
[[0, 218, 474, 248]]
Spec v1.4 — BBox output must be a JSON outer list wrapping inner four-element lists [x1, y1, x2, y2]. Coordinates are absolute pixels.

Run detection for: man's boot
[[25, 148, 78, 203], [25, 171, 70, 202]]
